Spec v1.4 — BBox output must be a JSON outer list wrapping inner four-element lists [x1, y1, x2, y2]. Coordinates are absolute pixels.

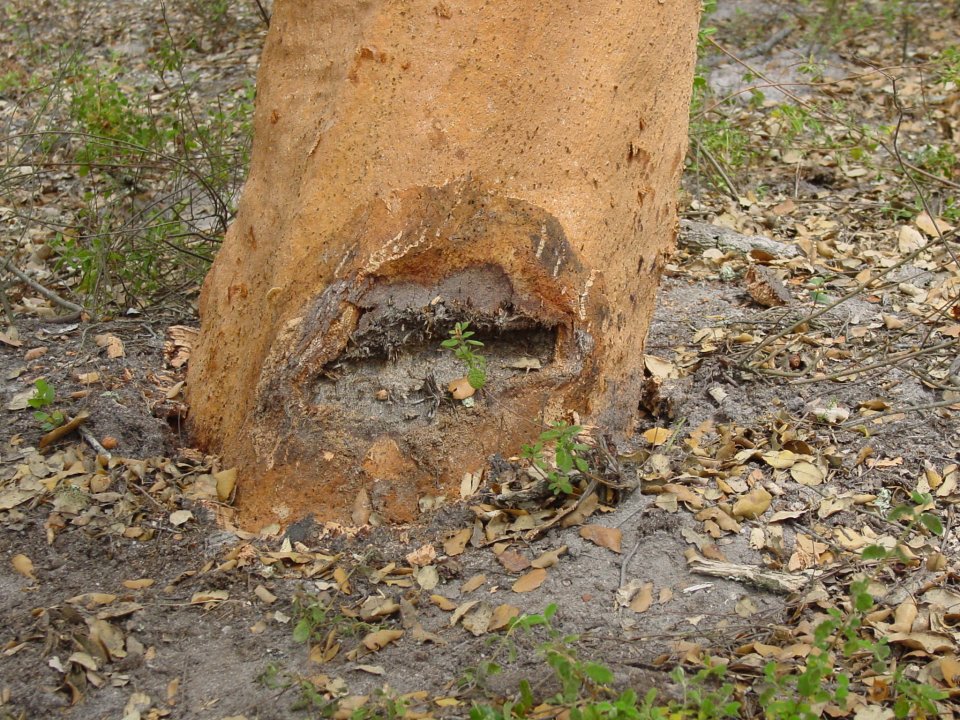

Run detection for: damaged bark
[[187, 0, 701, 526]]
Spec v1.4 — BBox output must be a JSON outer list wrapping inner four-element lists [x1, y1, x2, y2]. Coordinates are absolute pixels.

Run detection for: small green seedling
[[522, 422, 591, 496], [28, 379, 65, 431], [442, 321, 488, 390]]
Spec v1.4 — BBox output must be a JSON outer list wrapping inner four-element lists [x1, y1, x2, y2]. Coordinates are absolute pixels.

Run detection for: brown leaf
[[361, 629, 404, 651], [487, 604, 520, 632], [122, 579, 155, 590], [461, 603, 494, 636], [447, 377, 475, 400], [215, 468, 238, 503], [744, 265, 791, 307], [642, 427, 671, 446], [406, 544, 437, 567], [940, 657, 960, 688], [190, 590, 228, 605], [461, 574, 486, 593], [442, 528, 471, 556], [0, 331, 22, 347], [430, 595, 458, 611], [732, 487, 772, 520], [530, 545, 568, 569], [39, 412, 90, 449], [511, 568, 547, 593], [12, 553, 35, 580], [165, 325, 198, 368], [94, 334, 125, 358], [415, 566, 439, 591], [629, 582, 654, 613], [579, 525, 622, 553], [790, 462, 824, 487], [495, 549, 531, 573], [254, 585, 278, 604]]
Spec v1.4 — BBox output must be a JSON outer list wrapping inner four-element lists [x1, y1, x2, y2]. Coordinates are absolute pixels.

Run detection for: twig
[[252, 0, 270, 27], [619, 538, 643, 588], [691, 136, 739, 200], [738, 229, 957, 367], [787, 339, 959, 385], [125, 476, 167, 512], [742, 26, 795, 59], [0, 276, 15, 326], [841, 398, 959, 428], [0, 256, 85, 316], [78, 425, 111, 459]]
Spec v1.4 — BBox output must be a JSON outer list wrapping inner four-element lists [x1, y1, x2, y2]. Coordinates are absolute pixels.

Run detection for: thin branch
[[691, 136, 740, 200], [738, 229, 958, 367], [841, 398, 960, 428], [253, 0, 270, 27], [0, 256, 84, 316]]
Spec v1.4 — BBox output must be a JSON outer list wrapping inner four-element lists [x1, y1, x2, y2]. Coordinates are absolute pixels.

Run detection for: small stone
[[101, 436, 119, 450]]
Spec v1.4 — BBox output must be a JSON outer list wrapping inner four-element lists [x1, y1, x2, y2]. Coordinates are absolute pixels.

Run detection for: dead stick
[[78, 425, 111, 459], [739, 230, 957, 367], [841, 398, 960, 427], [0, 256, 84, 315], [619, 538, 643, 588]]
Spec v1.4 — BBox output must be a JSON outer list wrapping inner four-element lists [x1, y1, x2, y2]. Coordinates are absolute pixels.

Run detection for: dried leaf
[[442, 528, 471, 557], [68, 651, 99, 671], [430, 595, 458, 611], [456, 575, 483, 595], [530, 545, 568, 569], [732, 487, 772, 519], [254, 585, 278, 604], [190, 590, 228, 605], [95, 334, 125, 358], [940, 657, 960, 688], [579, 525, 622, 553], [12, 553, 35, 580], [790, 462, 824, 486], [361, 629, 404, 651], [735, 596, 758, 618], [450, 600, 480, 626], [169, 510, 193, 526], [39, 412, 90, 449], [629, 582, 654, 613], [511, 568, 547, 593], [496, 549, 531, 573], [214, 468, 237, 503], [762, 450, 798, 469], [122, 579, 154, 590], [461, 603, 494, 636], [487, 604, 520, 632], [642, 427, 671, 446], [406, 544, 437, 567], [415, 565, 439, 591]]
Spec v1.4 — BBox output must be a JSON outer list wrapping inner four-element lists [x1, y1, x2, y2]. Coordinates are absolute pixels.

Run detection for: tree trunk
[[187, 0, 700, 527]]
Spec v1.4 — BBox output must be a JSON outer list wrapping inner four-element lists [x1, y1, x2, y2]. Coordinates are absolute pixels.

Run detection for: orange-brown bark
[[187, 0, 701, 527]]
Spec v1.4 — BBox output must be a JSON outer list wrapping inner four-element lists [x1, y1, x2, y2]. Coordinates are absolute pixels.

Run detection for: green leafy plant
[[292, 594, 380, 647], [760, 491, 947, 720], [521, 423, 591, 495], [256, 662, 341, 715], [28, 379, 65, 430], [442, 321, 488, 390], [470, 605, 740, 720]]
